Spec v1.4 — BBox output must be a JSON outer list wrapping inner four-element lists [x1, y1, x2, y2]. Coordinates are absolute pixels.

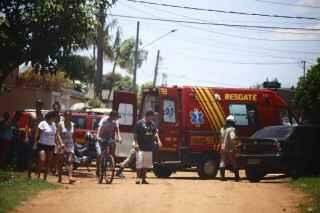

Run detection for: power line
[[128, 1, 320, 35], [120, 2, 320, 55], [114, 3, 320, 42], [126, 0, 320, 20], [111, 14, 320, 31], [256, 0, 320, 9]]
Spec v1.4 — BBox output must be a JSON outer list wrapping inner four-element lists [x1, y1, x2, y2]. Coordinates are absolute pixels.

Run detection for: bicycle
[[97, 139, 117, 184]]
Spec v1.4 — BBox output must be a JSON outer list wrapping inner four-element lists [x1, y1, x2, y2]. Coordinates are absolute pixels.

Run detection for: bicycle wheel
[[98, 157, 106, 184], [104, 155, 115, 184]]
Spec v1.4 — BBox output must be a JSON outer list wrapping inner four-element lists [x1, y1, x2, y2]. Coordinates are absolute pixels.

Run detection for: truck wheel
[[153, 164, 172, 178], [197, 158, 219, 179], [245, 167, 265, 182]]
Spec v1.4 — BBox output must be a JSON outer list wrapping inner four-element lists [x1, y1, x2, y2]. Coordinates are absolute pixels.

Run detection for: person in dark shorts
[[134, 110, 162, 184], [34, 111, 63, 181]]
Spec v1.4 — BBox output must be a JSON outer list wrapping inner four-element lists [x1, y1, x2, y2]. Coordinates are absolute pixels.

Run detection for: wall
[[0, 87, 86, 114]]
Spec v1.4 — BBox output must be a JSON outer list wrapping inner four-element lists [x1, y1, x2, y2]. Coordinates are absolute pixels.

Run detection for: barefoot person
[[57, 110, 75, 184], [34, 111, 63, 181], [134, 110, 162, 184]]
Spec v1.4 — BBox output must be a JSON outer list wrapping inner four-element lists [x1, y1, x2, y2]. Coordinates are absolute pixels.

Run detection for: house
[[0, 67, 87, 114]]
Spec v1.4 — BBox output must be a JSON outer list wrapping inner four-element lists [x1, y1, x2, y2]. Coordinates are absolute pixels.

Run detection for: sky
[[89, 0, 320, 88]]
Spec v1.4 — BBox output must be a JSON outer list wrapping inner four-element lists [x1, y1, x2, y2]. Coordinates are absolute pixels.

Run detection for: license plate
[[248, 159, 261, 165]]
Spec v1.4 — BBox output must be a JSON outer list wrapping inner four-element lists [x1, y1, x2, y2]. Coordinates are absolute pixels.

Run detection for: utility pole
[[133, 21, 140, 91], [95, 4, 106, 99], [302, 60, 306, 79], [153, 50, 160, 87]]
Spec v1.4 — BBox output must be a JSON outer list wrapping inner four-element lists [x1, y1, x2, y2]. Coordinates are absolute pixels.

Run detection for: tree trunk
[[95, 4, 106, 100], [106, 56, 119, 103]]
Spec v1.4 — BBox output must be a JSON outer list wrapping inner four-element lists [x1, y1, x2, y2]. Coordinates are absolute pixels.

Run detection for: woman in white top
[[35, 111, 63, 181], [57, 110, 75, 184]]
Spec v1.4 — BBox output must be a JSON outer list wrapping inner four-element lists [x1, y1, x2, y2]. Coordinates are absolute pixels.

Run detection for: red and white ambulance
[[113, 86, 297, 179]]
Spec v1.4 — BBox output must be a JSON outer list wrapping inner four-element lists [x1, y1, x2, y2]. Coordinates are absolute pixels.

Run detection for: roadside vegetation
[[291, 177, 320, 213], [0, 170, 58, 213]]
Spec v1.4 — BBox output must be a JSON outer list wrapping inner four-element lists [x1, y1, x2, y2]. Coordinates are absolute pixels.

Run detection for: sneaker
[[135, 180, 141, 184], [141, 179, 149, 184]]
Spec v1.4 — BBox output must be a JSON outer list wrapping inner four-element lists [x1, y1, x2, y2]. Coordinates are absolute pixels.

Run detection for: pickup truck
[[237, 125, 320, 182]]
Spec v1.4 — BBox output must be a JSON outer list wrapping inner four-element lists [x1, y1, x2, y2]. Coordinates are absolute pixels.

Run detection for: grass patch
[[0, 170, 59, 213], [291, 177, 320, 213]]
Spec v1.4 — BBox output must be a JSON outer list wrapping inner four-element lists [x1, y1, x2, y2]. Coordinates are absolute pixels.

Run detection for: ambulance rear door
[[112, 90, 137, 159], [158, 87, 181, 153]]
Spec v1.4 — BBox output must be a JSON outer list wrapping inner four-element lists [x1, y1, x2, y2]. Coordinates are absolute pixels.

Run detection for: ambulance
[[113, 86, 297, 179]]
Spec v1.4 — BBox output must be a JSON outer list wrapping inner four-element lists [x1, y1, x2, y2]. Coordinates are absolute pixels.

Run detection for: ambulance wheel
[[153, 164, 172, 178], [245, 167, 265, 182], [197, 158, 219, 179]]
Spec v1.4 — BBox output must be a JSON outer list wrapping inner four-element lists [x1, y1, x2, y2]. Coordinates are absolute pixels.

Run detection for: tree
[[295, 58, 320, 124], [263, 78, 281, 89], [0, 0, 116, 87], [104, 27, 147, 102], [57, 55, 96, 84], [102, 73, 133, 91]]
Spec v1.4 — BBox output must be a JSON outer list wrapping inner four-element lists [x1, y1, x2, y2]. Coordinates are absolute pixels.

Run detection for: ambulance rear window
[[163, 99, 176, 123], [229, 104, 257, 126]]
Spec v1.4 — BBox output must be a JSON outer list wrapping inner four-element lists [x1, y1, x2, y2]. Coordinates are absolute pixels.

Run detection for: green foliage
[[295, 58, 320, 124], [263, 78, 281, 89], [57, 55, 96, 84], [117, 38, 148, 74], [104, 26, 148, 74], [88, 97, 103, 108], [102, 73, 133, 90], [0, 170, 58, 213], [291, 177, 320, 213], [0, 0, 116, 85]]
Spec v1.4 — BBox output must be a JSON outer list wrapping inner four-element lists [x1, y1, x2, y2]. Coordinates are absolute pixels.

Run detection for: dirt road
[[14, 170, 303, 213]]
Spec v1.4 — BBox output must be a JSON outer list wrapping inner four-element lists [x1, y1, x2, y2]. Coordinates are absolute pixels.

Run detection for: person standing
[[96, 110, 122, 175], [26, 100, 44, 178], [57, 110, 75, 184], [34, 111, 63, 181], [134, 110, 162, 184], [0, 112, 13, 168], [219, 115, 240, 181], [52, 101, 63, 175]]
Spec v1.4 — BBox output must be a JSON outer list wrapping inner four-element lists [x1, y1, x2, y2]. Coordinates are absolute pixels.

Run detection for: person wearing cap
[[95, 110, 122, 176], [134, 110, 162, 184], [219, 115, 240, 181]]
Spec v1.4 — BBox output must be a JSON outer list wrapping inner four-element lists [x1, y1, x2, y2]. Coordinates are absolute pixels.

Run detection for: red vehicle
[[113, 86, 297, 179]]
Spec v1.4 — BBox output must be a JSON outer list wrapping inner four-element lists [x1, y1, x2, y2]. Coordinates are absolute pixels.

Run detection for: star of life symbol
[[190, 108, 204, 126]]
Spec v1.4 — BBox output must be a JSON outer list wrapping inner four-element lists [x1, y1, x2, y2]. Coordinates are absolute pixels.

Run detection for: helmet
[[226, 115, 235, 122]]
